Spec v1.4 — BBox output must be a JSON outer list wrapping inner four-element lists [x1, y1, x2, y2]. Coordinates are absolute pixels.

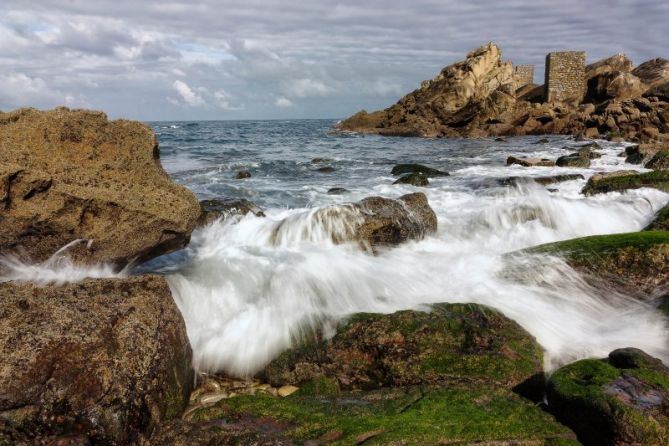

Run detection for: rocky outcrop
[[197, 198, 266, 227], [0, 108, 201, 268], [625, 143, 664, 164], [646, 150, 669, 170], [0, 276, 194, 444], [582, 170, 669, 195], [393, 173, 429, 186], [338, 45, 669, 143], [546, 348, 669, 446], [506, 156, 555, 167], [263, 303, 544, 391]]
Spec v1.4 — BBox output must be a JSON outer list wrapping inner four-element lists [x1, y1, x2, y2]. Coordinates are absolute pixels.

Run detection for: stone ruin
[[543, 51, 586, 103], [513, 65, 534, 89]]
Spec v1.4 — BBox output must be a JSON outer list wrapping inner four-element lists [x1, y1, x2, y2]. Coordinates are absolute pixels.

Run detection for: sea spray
[[165, 183, 669, 377]]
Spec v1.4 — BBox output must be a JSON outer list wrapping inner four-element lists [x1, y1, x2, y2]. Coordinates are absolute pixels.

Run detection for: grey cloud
[[0, 1, 667, 120]]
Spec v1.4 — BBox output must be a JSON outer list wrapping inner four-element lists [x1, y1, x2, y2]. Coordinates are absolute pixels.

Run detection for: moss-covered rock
[[546, 348, 669, 446], [556, 147, 596, 168], [175, 385, 578, 445], [582, 170, 669, 195], [393, 172, 429, 186], [644, 204, 669, 231], [263, 303, 544, 392], [646, 150, 669, 170], [530, 231, 669, 294]]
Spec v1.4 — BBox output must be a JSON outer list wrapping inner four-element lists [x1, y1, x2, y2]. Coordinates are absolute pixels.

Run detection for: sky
[[0, 1, 667, 121]]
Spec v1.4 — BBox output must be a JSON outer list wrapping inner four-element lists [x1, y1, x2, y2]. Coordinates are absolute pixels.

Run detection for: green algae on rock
[[530, 231, 669, 294], [646, 150, 669, 170], [172, 385, 577, 445], [581, 170, 669, 195], [644, 204, 669, 231], [264, 303, 544, 392], [546, 348, 669, 446]]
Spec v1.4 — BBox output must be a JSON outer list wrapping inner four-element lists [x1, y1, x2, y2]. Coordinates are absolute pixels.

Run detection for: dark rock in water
[[0, 276, 194, 445], [533, 174, 585, 185], [353, 193, 437, 250], [546, 348, 669, 446], [646, 150, 669, 170], [393, 173, 429, 186], [0, 107, 201, 268], [311, 157, 333, 164], [644, 203, 669, 231], [532, 138, 550, 144], [198, 198, 265, 226], [316, 166, 336, 173], [235, 170, 252, 179], [506, 156, 555, 167], [391, 163, 449, 177], [625, 143, 664, 164], [495, 137, 508, 142], [582, 170, 669, 195], [167, 384, 576, 445], [556, 148, 592, 168], [530, 230, 669, 295], [327, 187, 348, 195], [263, 303, 544, 391]]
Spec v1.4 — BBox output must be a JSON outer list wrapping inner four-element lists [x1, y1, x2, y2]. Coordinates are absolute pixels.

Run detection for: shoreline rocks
[[197, 198, 266, 227], [0, 107, 201, 268], [337, 43, 669, 144], [0, 276, 194, 444]]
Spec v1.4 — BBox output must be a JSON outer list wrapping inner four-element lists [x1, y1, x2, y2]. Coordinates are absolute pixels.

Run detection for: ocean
[[10, 119, 669, 377]]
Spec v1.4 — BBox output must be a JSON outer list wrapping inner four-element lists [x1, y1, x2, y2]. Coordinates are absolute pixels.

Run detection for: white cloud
[[275, 96, 293, 107], [172, 79, 205, 107], [283, 78, 331, 98]]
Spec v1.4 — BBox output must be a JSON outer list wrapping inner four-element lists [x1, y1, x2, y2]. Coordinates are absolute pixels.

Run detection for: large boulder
[[646, 150, 669, 170], [581, 170, 669, 195], [0, 276, 194, 444], [632, 58, 669, 88], [586, 71, 647, 102], [391, 163, 449, 177], [263, 303, 544, 391], [546, 348, 669, 445], [644, 81, 669, 102], [0, 108, 201, 267], [586, 53, 634, 79]]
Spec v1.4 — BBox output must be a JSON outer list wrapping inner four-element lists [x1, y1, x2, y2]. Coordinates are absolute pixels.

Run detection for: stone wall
[[545, 51, 586, 103], [514, 65, 534, 88]]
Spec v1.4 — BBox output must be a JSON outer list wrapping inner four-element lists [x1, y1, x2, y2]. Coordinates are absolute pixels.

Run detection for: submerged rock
[[326, 187, 348, 195], [533, 174, 585, 185], [197, 198, 266, 226], [263, 303, 544, 391], [235, 170, 252, 179], [0, 276, 194, 444], [391, 163, 449, 177], [546, 348, 669, 446], [506, 156, 555, 167], [582, 170, 669, 195], [316, 166, 336, 173], [393, 172, 429, 186], [0, 108, 201, 267], [556, 145, 600, 168]]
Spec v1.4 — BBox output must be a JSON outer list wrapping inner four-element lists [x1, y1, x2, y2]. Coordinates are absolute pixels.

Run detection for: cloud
[[0, 1, 667, 119], [275, 96, 293, 107], [172, 80, 205, 107]]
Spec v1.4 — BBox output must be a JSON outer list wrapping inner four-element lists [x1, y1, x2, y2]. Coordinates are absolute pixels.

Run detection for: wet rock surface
[[393, 172, 429, 186], [263, 303, 545, 391], [506, 156, 555, 167], [0, 108, 201, 268], [390, 163, 449, 177], [197, 198, 266, 227], [546, 348, 669, 446], [582, 170, 669, 195], [0, 276, 194, 445]]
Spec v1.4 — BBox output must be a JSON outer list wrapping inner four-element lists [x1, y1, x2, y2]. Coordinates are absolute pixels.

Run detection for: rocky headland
[[338, 43, 669, 144]]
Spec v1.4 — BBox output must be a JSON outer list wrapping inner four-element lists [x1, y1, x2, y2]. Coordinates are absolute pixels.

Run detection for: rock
[[645, 81, 669, 102], [197, 198, 266, 226], [327, 187, 348, 195], [530, 231, 669, 294], [632, 58, 669, 88], [582, 170, 669, 195], [645, 203, 669, 231], [546, 348, 669, 446], [277, 385, 299, 397], [625, 143, 665, 164], [556, 146, 599, 168], [506, 156, 555, 167], [0, 276, 194, 444], [586, 53, 634, 79], [235, 170, 251, 179], [166, 384, 577, 445], [646, 150, 669, 170], [587, 71, 647, 102], [316, 166, 336, 173], [494, 137, 507, 142], [390, 163, 449, 177], [311, 157, 333, 164], [393, 173, 429, 186], [264, 303, 544, 391], [0, 108, 201, 267], [532, 138, 550, 144], [533, 174, 585, 185]]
